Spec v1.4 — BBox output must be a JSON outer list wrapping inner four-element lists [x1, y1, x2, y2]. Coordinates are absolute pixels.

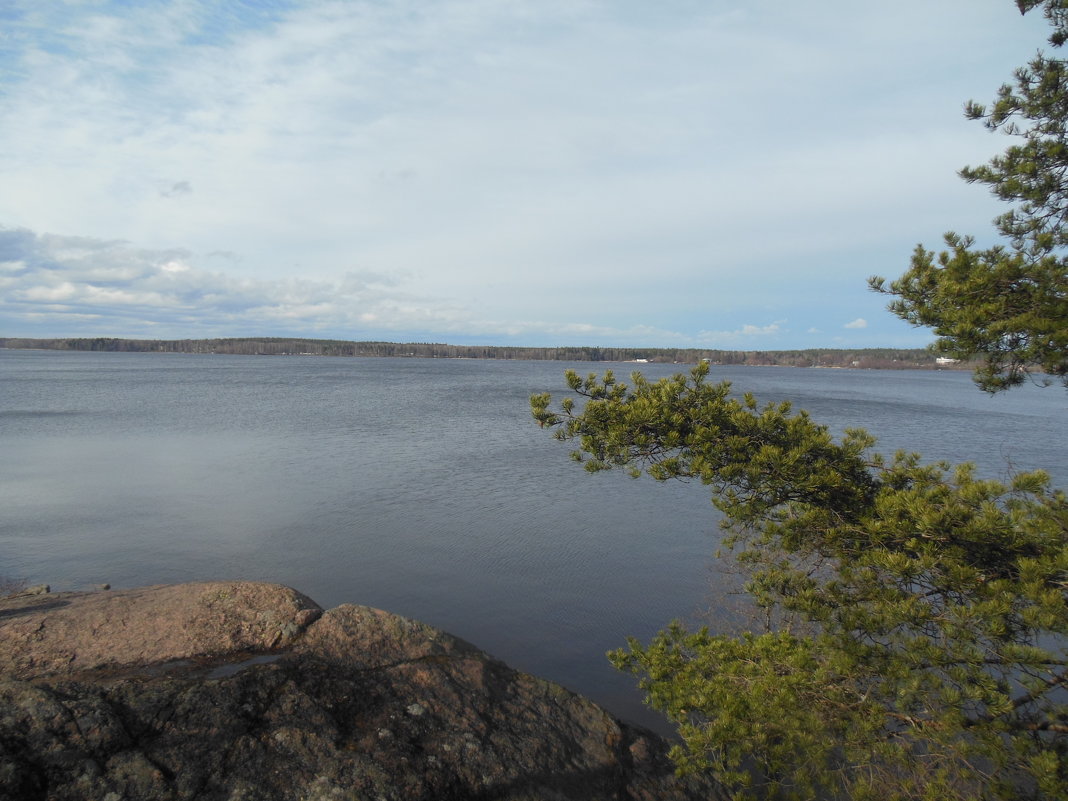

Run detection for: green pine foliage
[[872, 0, 1068, 392], [531, 366, 1067, 799], [533, 3, 1068, 797]]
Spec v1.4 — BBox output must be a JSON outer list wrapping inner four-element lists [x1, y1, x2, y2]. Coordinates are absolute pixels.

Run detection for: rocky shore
[[0, 582, 722, 800]]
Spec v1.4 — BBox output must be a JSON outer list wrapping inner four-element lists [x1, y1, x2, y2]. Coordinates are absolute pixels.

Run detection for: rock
[[0, 582, 723, 801], [22, 584, 49, 596], [0, 581, 322, 680]]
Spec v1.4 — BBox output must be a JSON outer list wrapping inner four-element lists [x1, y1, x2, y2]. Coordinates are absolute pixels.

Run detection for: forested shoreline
[[0, 336, 956, 369]]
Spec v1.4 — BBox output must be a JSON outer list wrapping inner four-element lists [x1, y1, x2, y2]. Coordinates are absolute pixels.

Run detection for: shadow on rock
[[0, 582, 723, 801]]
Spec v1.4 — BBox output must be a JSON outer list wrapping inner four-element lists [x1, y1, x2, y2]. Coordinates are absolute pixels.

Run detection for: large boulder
[[0, 582, 721, 800]]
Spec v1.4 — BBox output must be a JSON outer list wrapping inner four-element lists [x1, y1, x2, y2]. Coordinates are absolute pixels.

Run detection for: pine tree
[[872, 0, 1068, 392], [535, 3, 1068, 797]]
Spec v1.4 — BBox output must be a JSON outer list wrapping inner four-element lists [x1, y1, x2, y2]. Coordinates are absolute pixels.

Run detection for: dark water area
[[1, 349, 1065, 734]]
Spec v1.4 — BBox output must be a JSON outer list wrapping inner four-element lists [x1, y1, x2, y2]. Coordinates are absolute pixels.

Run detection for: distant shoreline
[[0, 336, 966, 370]]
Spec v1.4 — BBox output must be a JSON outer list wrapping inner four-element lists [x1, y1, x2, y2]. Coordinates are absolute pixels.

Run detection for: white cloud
[[693, 322, 785, 346], [741, 323, 783, 336], [160, 181, 192, 198], [844, 318, 868, 329], [0, 1, 1046, 347], [0, 227, 466, 335]]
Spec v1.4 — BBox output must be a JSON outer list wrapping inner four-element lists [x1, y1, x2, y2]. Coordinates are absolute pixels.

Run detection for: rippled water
[[1, 349, 1064, 733]]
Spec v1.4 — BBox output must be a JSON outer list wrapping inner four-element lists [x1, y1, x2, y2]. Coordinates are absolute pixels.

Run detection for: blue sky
[[0, 1, 1052, 348]]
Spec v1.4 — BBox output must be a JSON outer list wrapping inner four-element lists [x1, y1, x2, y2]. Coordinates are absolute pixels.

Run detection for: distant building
[[935, 357, 960, 365]]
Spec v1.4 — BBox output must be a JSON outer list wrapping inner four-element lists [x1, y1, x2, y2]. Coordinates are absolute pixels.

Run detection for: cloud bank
[[0, 227, 458, 336]]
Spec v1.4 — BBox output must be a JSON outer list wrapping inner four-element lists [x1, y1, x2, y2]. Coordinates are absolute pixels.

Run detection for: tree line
[[0, 337, 956, 370]]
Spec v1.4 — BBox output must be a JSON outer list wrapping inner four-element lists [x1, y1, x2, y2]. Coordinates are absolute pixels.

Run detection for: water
[[1, 350, 1065, 734]]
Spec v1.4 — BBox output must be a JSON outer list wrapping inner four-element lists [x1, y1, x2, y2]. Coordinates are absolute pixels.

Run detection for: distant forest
[[0, 337, 963, 370]]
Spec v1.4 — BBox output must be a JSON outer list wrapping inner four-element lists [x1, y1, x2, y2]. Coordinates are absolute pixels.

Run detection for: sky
[[0, 1, 1054, 348]]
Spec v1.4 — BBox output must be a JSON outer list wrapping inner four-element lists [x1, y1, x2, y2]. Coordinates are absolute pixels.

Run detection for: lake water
[[1, 349, 1065, 734]]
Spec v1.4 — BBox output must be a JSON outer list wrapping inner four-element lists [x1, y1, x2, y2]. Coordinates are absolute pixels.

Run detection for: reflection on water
[[1, 349, 1064, 734]]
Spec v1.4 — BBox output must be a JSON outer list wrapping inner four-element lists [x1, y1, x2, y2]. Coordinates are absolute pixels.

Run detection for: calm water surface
[[1, 350, 1065, 733]]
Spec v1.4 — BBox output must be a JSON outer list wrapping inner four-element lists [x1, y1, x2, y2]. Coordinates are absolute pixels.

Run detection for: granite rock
[[0, 582, 721, 801]]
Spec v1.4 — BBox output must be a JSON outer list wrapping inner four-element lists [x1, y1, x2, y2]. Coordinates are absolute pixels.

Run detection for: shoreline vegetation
[[0, 336, 963, 370]]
